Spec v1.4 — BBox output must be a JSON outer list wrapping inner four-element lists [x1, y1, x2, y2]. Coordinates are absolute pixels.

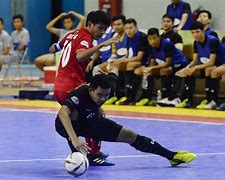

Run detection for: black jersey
[[63, 85, 100, 122], [161, 30, 183, 45]]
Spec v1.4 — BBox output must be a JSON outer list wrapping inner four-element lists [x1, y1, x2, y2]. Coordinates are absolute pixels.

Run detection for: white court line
[[0, 152, 224, 163], [0, 108, 225, 125]]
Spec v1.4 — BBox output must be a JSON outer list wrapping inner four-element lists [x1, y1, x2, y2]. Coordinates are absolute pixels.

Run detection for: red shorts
[[54, 90, 69, 105]]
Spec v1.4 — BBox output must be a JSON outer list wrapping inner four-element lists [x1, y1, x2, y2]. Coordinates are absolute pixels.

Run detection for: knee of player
[[121, 128, 136, 142], [211, 70, 219, 78]]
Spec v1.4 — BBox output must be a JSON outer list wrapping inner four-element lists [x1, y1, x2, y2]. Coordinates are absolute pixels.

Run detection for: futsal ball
[[64, 152, 89, 177]]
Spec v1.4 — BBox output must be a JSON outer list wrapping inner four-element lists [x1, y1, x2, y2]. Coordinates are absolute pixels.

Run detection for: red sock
[[85, 138, 101, 155]]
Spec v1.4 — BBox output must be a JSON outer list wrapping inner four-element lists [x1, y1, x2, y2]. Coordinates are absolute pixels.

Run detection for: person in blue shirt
[[196, 10, 218, 38], [166, 0, 193, 30], [108, 18, 149, 105], [122, 28, 188, 106], [87, 15, 128, 104], [176, 22, 225, 109]]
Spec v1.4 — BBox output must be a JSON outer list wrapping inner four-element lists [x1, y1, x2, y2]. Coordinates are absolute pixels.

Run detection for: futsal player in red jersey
[[50, 10, 118, 166]]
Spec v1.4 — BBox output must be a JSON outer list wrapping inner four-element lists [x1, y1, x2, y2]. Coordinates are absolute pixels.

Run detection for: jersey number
[[61, 40, 72, 68]]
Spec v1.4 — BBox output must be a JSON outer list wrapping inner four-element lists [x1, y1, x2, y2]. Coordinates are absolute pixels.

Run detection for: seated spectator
[[166, 0, 193, 30], [196, 10, 218, 38], [11, 15, 30, 53], [207, 61, 225, 109], [129, 28, 188, 106], [35, 11, 85, 71], [88, 15, 128, 104], [0, 15, 29, 72], [0, 17, 11, 72], [175, 22, 225, 109], [161, 14, 183, 51], [108, 18, 149, 105]]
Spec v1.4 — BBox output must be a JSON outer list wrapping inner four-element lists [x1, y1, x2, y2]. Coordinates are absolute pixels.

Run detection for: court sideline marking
[[0, 152, 224, 163]]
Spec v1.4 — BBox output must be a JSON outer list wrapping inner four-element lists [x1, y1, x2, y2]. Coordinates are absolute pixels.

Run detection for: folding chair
[[1, 45, 32, 87]]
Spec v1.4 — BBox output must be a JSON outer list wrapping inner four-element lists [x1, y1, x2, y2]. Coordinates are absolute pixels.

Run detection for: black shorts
[[55, 116, 123, 142], [172, 63, 188, 74]]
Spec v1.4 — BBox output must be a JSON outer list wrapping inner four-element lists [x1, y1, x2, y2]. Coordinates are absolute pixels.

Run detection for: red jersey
[[54, 28, 93, 92]]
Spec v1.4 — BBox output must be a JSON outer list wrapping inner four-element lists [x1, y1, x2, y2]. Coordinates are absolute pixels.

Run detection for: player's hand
[[101, 37, 119, 47], [86, 60, 94, 72], [49, 43, 56, 53], [72, 138, 91, 155], [187, 67, 196, 76]]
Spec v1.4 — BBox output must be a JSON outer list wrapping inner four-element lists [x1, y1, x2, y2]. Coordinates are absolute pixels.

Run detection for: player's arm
[[58, 105, 90, 154], [46, 12, 67, 36], [18, 31, 30, 51], [2, 35, 11, 55], [151, 44, 173, 70], [177, 4, 191, 30], [76, 37, 119, 62], [187, 41, 199, 68], [173, 34, 183, 51], [68, 11, 85, 30]]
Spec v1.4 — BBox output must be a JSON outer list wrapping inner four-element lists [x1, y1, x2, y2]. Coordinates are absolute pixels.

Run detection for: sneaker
[[157, 98, 170, 107], [196, 99, 208, 109], [135, 98, 149, 106], [104, 96, 118, 105], [118, 98, 132, 105], [115, 97, 127, 105], [87, 155, 115, 166], [148, 100, 157, 106], [168, 98, 181, 107], [204, 100, 217, 110], [98, 152, 109, 159], [217, 103, 225, 111], [170, 150, 197, 167], [175, 99, 190, 108]]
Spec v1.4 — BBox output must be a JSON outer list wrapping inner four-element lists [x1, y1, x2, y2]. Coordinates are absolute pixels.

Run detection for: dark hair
[[62, 13, 75, 22], [89, 74, 111, 90], [191, 21, 204, 31], [112, 15, 126, 24], [124, 18, 137, 26], [197, 10, 212, 19], [86, 10, 110, 29], [0, 17, 3, 24], [147, 28, 160, 36], [162, 14, 174, 22], [13, 14, 24, 22], [221, 36, 225, 44]]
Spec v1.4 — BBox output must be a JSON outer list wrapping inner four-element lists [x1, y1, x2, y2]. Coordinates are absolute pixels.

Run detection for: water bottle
[[142, 75, 148, 90], [157, 90, 162, 101]]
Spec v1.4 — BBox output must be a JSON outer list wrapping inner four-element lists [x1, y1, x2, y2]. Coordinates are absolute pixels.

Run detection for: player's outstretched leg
[[116, 127, 196, 166]]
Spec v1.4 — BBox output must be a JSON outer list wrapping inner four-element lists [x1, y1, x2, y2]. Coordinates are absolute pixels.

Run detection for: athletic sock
[[181, 76, 195, 103], [205, 76, 211, 102], [168, 76, 182, 100], [131, 135, 176, 160], [161, 75, 170, 98], [145, 76, 155, 99], [129, 74, 142, 102], [210, 78, 220, 103]]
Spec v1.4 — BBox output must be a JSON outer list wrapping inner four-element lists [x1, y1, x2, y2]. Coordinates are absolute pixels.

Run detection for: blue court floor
[[0, 109, 225, 180]]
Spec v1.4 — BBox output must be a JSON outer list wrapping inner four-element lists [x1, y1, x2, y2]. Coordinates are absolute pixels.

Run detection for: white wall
[[84, 0, 225, 30]]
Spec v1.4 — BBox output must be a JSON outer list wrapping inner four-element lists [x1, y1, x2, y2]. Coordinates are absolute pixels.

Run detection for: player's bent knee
[[116, 128, 137, 144]]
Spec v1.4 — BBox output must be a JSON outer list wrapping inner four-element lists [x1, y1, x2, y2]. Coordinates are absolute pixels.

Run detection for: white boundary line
[[0, 152, 225, 163], [0, 107, 224, 125]]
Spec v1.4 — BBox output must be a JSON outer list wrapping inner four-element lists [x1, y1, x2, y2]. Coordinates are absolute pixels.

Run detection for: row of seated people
[[86, 11, 225, 110], [0, 11, 85, 73], [0, 15, 30, 72]]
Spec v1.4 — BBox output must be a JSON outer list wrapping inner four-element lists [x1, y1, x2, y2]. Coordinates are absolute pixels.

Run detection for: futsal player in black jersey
[[55, 73, 196, 167], [161, 14, 183, 51]]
